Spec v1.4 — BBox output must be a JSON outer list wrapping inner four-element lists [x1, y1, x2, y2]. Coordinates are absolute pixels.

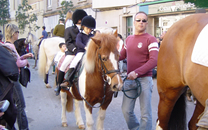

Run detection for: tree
[[15, 0, 40, 33], [59, 1, 73, 20], [184, 0, 208, 8], [0, 0, 10, 34]]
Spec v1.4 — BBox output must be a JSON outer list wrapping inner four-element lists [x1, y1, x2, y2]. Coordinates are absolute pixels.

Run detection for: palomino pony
[[38, 37, 65, 88], [25, 32, 40, 68], [60, 29, 123, 129], [156, 14, 208, 130]]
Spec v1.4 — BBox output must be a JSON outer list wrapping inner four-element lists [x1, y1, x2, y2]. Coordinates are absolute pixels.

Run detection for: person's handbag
[[19, 66, 31, 87]]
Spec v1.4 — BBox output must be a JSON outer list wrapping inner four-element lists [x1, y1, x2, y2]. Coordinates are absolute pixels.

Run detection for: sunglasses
[[15, 31, 19, 33], [135, 19, 147, 23]]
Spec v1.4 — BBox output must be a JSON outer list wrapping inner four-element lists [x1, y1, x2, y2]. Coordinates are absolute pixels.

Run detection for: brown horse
[[156, 13, 208, 130], [60, 29, 123, 129]]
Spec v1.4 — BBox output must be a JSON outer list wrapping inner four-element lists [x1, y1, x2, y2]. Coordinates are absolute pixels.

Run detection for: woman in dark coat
[[0, 42, 19, 129]]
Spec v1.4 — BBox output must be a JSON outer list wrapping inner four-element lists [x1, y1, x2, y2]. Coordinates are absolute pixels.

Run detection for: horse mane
[[84, 30, 118, 73]]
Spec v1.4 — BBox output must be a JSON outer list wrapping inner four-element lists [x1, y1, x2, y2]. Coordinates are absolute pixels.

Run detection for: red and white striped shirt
[[119, 33, 158, 77]]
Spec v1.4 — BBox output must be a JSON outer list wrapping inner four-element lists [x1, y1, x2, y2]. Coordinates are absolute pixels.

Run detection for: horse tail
[[168, 90, 187, 130], [66, 93, 73, 112], [38, 39, 47, 77]]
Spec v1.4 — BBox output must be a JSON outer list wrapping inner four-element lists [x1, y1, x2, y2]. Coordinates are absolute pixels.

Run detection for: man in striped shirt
[[119, 11, 159, 130]]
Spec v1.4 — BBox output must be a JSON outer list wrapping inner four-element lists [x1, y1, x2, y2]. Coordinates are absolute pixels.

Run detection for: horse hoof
[[78, 124, 85, 129], [62, 122, 68, 127], [45, 83, 51, 88]]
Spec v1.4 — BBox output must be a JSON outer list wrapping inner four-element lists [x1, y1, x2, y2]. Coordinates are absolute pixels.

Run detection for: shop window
[[126, 17, 133, 37]]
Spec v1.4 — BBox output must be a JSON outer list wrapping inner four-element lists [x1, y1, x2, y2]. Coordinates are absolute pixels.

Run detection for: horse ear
[[91, 37, 101, 47], [113, 30, 118, 37]]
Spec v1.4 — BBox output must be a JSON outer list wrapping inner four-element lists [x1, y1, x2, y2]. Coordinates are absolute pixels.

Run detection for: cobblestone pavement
[[19, 59, 195, 130]]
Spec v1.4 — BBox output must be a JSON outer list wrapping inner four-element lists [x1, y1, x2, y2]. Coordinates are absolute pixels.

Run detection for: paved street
[[20, 59, 196, 130]]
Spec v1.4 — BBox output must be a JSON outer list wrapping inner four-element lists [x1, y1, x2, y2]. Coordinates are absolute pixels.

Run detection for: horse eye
[[102, 57, 107, 61]]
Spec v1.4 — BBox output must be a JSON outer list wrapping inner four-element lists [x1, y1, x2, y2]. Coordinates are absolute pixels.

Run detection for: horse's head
[[25, 32, 38, 45], [85, 29, 123, 92], [25, 32, 32, 44]]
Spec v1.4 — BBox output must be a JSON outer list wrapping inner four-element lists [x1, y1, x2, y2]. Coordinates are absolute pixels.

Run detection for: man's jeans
[[122, 76, 153, 130], [13, 81, 29, 130]]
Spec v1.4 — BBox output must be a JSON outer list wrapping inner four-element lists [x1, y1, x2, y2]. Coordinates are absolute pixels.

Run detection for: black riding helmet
[[72, 9, 87, 24], [81, 15, 96, 30]]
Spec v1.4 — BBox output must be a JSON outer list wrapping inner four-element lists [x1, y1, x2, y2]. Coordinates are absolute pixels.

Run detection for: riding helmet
[[81, 15, 96, 29], [72, 9, 87, 24]]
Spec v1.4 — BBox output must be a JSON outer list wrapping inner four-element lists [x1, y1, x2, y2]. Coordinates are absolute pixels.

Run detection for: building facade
[[3, 0, 208, 40]]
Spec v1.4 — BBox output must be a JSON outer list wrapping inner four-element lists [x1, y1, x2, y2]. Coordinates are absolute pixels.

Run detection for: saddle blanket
[[191, 24, 208, 67]]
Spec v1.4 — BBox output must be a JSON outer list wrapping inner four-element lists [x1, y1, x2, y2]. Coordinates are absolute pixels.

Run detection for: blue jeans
[[13, 81, 29, 130], [122, 76, 153, 130]]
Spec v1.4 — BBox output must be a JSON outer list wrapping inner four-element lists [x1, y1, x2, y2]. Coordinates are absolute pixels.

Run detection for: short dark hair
[[135, 11, 148, 20], [42, 26, 46, 30], [59, 19, 65, 22], [59, 43, 65, 48]]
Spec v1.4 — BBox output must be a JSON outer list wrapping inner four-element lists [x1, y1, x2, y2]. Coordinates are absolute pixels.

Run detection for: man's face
[[134, 13, 148, 34]]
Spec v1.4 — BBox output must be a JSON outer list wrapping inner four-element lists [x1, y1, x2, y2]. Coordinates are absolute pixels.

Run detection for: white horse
[[25, 32, 40, 68], [38, 37, 65, 88]]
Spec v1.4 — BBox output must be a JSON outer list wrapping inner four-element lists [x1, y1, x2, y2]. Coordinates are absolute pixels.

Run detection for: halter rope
[[122, 76, 142, 99]]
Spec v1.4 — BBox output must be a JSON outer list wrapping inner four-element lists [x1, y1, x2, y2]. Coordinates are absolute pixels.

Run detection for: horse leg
[[45, 59, 53, 88], [156, 87, 186, 130], [74, 99, 85, 129], [60, 91, 68, 127], [96, 108, 106, 130], [84, 103, 94, 130], [189, 100, 204, 130]]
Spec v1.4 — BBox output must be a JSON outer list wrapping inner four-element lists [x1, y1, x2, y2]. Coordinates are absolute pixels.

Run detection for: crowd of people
[[0, 9, 185, 130]]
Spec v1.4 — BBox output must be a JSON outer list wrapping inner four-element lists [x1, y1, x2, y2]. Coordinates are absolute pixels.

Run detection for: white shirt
[[54, 51, 65, 65]]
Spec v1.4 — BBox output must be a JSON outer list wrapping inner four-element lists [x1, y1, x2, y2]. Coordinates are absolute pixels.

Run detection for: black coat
[[64, 25, 79, 55], [0, 45, 18, 128]]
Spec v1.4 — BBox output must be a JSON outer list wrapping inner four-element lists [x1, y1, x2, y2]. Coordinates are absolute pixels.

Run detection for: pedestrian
[[61, 15, 96, 87], [0, 41, 19, 130], [119, 11, 158, 130], [53, 19, 65, 38], [117, 33, 124, 74], [54, 43, 67, 66], [55, 9, 87, 96], [4, 24, 34, 130], [38, 26, 48, 46], [0, 33, 4, 44], [65, 10, 73, 29], [157, 31, 166, 47]]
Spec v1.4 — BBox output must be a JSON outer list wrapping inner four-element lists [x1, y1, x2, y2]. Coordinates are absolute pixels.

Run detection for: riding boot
[[55, 71, 65, 96], [197, 99, 208, 129], [60, 68, 74, 87]]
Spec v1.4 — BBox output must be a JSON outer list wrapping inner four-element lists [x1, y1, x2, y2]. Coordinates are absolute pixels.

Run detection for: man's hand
[[127, 71, 138, 80]]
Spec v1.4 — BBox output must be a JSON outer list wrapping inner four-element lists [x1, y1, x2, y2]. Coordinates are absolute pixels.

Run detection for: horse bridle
[[98, 54, 120, 82], [78, 54, 120, 108]]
